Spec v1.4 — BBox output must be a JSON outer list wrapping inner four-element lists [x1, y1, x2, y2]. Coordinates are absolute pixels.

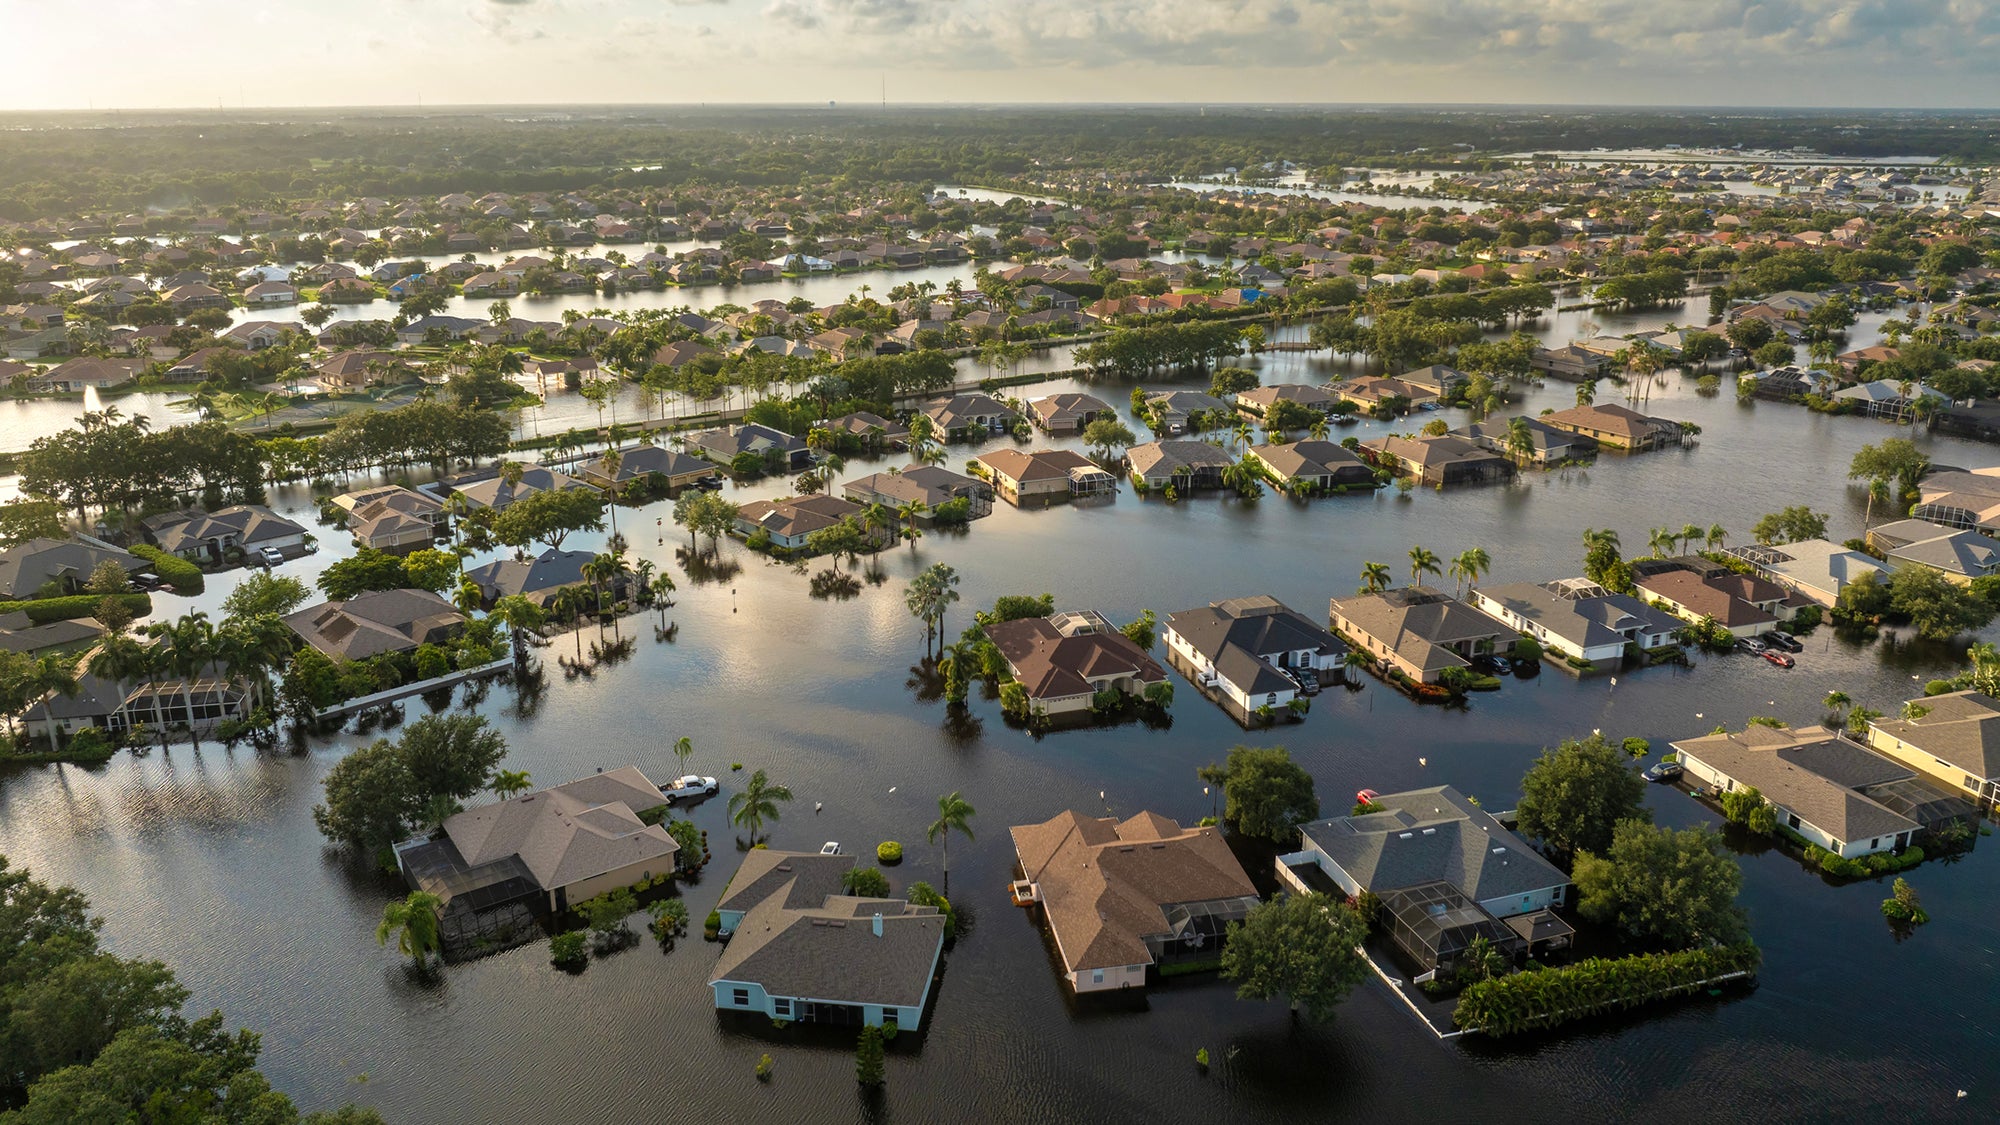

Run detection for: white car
[[259, 547, 285, 567], [819, 841, 842, 856], [661, 774, 719, 802]]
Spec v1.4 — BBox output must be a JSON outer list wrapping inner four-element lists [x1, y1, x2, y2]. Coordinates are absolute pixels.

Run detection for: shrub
[[704, 909, 722, 939], [755, 1053, 775, 1081], [1880, 877, 1929, 925], [0, 591, 151, 625], [840, 867, 891, 897], [1622, 737, 1651, 759], [876, 840, 903, 865], [648, 898, 690, 941], [550, 931, 587, 968], [906, 881, 957, 940], [129, 543, 205, 593], [1455, 944, 1761, 1035]]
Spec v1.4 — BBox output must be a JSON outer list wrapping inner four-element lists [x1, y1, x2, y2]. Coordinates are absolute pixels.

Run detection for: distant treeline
[[1, 106, 1994, 219]]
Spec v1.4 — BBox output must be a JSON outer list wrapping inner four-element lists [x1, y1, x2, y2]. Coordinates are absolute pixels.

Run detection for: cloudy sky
[[4, 0, 1997, 110]]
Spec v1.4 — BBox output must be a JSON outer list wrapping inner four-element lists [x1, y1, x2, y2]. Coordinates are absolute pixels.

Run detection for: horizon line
[[3, 100, 2000, 116]]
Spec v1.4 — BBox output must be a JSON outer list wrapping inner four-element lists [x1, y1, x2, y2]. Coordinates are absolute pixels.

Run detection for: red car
[[1761, 650, 1795, 669]]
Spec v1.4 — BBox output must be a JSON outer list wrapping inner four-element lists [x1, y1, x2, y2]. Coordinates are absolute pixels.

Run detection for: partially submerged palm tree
[[377, 891, 444, 967], [1360, 561, 1392, 594], [1407, 545, 1442, 588], [492, 770, 532, 798], [728, 769, 793, 843], [927, 791, 976, 894]]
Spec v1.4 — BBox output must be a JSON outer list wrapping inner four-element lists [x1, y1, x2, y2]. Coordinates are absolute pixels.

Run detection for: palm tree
[[896, 499, 926, 550], [1308, 415, 1330, 442], [87, 635, 153, 737], [491, 770, 532, 799], [149, 612, 214, 751], [1822, 690, 1852, 724], [1680, 523, 1705, 555], [1408, 545, 1441, 588], [25, 653, 82, 755], [1450, 547, 1491, 596], [1360, 561, 1392, 594], [672, 736, 694, 775], [1232, 419, 1254, 453], [376, 891, 443, 967], [1647, 527, 1677, 559], [649, 573, 677, 620], [728, 769, 793, 843], [1706, 523, 1727, 552], [927, 791, 976, 894]]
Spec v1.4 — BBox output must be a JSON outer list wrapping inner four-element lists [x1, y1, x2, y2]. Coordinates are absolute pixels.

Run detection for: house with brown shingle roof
[[971, 449, 1115, 506], [284, 588, 464, 661], [1327, 586, 1512, 684], [1539, 403, 1683, 452], [1634, 569, 1775, 637], [1010, 810, 1259, 993], [732, 494, 863, 550], [984, 610, 1167, 716], [1026, 392, 1115, 433]]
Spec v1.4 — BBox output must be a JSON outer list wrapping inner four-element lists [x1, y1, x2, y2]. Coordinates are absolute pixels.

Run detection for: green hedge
[[1454, 944, 1761, 1036], [1778, 825, 1926, 878], [129, 544, 205, 594], [0, 591, 151, 625]]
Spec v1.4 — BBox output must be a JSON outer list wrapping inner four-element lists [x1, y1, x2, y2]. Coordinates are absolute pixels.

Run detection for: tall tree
[[926, 791, 976, 894], [1196, 745, 1319, 842], [727, 768, 794, 843], [1219, 893, 1369, 1022], [1514, 733, 1650, 862]]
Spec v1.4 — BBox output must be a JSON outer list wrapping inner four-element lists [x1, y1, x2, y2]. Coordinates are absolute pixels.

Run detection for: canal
[[1, 337, 1997, 1122]]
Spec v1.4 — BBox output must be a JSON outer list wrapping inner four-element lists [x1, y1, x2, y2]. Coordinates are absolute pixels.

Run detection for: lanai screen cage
[[1146, 895, 1262, 966], [1382, 882, 1525, 972]]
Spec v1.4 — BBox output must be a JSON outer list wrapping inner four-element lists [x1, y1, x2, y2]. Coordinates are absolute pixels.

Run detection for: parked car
[[661, 774, 719, 801], [258, 546, 285, 567], [1736, 637, 1768, 655], [1643, 760, 1684, 783], [819, 841, 842, 856], [1761, 650, 1796, 669], [1471, 654, 1511, 676], [1761, 631, 1803, 653]]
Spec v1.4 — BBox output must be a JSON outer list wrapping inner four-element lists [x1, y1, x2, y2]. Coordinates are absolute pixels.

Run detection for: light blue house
[[708, 851, 946, 1030]]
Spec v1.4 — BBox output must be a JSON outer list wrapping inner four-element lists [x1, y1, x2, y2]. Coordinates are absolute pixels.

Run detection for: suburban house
[[1126, 440, 1236, 490], [1867, 691, 2000, 810], [1398, 364, 1470, 399], [0, 537, 147, 600], [1246, 440, 1376, 490], [1531, 344, 1612, 380], [1470, 579, 1682, 665], [1538, 403, 1683, 452], [1450, 416, 1597, 465], [146, 506, 308, 564], [690, 423, 811, 471], [1362, 433, 1515, 486], [1009, 810, 1259, 993], [1633, 568, 1781, 637], [1726, 539, 1883, 607], [22, 643, 250, 740], [1834, 380, 1947, 421], [924, 392, 1018, 439], [1162, 595, 1348, 717], [284, 588, 465, 662], [433, 463, 593, 513], [38, 356, 142, 391], [333, 486, 445, 553], [733, 495, 864, 549], [842, 465, 992, 520], [1335, 375, 1436, 411], [395, 767, 677, 950], [1235, 383, 1339, 417], [709, 850, 946, 1031], [465, 548, 626, 610], [578, 445, 717, 494], [1142, 390, 1232, 435], [1279, 786, 1572, 974], [1913, 467, 2000, 534], [1672, 725, 1968, 858], [972, 449, 1116, 506], [1327, 587, 1514, 684], [0, 613, 105, 657], [1027, 392, 1115, 433], [983, 610, 1168, 717], [1867, 519, 2000, 583]]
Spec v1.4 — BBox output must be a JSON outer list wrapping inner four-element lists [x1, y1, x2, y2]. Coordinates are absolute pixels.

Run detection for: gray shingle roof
[[709, 887, 944, 1010], [716, 850, 854, 917], [1300, 785, 1567, 907], [1872, 691, 2000, 779], [442, 766, 676, 892], [0, 537, 144, 600], [1670, 726, 1920, 846]]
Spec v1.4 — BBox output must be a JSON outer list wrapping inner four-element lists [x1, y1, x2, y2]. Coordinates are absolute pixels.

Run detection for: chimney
[[872, 912, 883, 937]]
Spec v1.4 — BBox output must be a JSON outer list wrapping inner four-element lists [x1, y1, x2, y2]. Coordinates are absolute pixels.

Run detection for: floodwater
[[1, 332, 1998, 1122]]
